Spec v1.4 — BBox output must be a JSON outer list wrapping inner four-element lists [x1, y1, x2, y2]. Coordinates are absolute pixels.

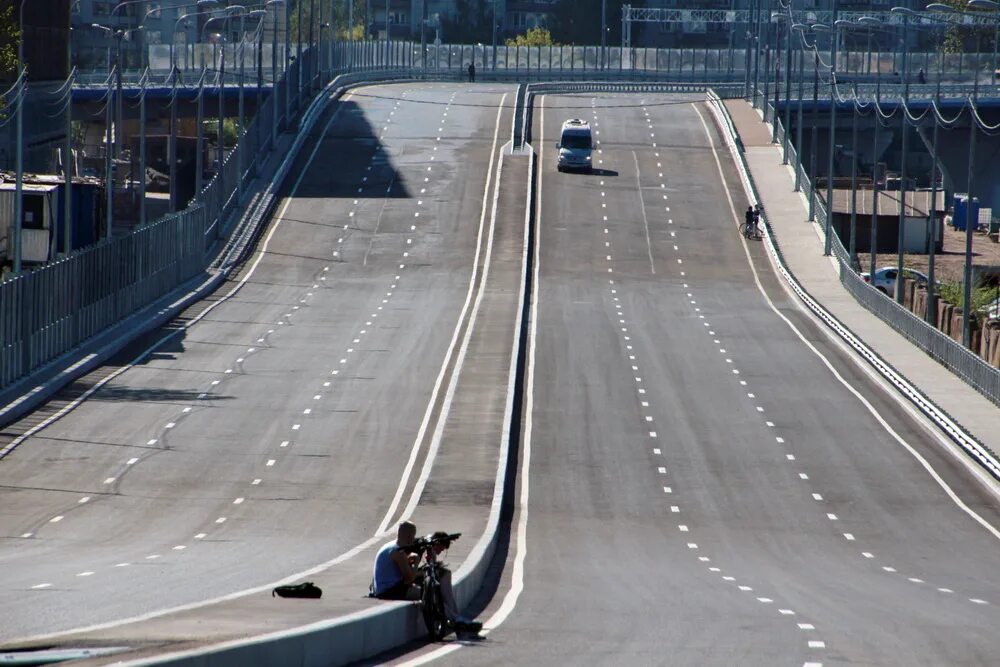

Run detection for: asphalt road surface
[[406, 94, 1000, 666], [0, 82, 513, 642]]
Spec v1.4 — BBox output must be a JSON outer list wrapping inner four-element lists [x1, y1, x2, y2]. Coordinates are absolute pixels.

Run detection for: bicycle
[[405, 531, 462, 640], [739, 221, 761, 240]]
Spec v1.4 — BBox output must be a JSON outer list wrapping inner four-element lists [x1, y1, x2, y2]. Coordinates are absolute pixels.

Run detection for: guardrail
[[2, 45, 323, 394], [707, 89, 1000, 482], [518, 81, 745, 149], [95, 42, 1000, 85], [0, 206, 206, 389], [757, 89, 1000, 408]]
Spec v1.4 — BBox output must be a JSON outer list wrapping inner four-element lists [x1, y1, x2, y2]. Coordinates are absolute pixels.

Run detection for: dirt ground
[[867, 223, 1000, 285]]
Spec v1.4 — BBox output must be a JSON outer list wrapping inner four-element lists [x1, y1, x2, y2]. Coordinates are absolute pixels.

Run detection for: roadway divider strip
[[104, 130, 537, 667], [703, 90, 1000, 483]]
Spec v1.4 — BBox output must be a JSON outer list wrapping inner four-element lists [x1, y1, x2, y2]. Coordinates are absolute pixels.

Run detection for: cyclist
[[372, 521, 482, 633], [744, 206, 754, 238]]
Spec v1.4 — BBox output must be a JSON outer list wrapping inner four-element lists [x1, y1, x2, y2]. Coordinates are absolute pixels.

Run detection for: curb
[[703, 91, 1000, 483], [106, 128, 536, 667]]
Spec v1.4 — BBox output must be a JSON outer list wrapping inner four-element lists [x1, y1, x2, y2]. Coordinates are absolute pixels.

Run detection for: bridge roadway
[[388, 94, 1000, 665], [0, 82, 515, 642]]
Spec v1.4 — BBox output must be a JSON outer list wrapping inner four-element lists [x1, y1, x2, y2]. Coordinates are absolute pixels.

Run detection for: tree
[[0, 1, 18, 82], [440, 0, 493, 43], [288, 0, 366, 43], [935, 0, 996, 54], [550, 0, 627, 46], [506, 27, 556, 47]]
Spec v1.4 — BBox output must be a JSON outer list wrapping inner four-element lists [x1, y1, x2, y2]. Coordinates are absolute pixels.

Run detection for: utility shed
[[827, 189, 946, 254], [0, 182, 60, 265], [0, 176, 102, 267]]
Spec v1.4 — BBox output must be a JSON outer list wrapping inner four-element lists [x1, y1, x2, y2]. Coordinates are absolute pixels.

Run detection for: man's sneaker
[[454, 619, 482, 633]]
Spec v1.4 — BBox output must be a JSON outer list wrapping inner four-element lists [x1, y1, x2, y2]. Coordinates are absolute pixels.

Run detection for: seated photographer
[[372, 521, 482, 633]]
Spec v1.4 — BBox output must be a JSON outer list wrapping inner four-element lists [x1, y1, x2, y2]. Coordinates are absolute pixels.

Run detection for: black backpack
[[272, 582, 322, 599]]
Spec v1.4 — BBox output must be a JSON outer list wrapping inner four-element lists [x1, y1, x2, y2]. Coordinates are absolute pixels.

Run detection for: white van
[[556, 119, 593, 173]]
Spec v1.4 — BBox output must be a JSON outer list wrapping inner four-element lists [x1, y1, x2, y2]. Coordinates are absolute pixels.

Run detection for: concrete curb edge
[[703, 91, 1000, 483]]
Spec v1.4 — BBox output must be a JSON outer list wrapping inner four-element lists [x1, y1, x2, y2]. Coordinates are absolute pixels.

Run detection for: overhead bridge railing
[[514, 81, 745, 150], [5, 31, 995, 396]]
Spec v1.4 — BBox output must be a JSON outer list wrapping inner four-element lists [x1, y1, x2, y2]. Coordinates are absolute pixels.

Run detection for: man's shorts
[[375, 580, 422, 601]]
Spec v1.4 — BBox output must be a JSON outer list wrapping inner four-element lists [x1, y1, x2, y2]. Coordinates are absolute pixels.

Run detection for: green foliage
[[441, 0, 496, 44], [506, 27, 556, 47], [288, 0, 365, 42], [337, 25, 366, 42], [550, 0, 627, 46], [206, 118, 239, 147], [937, 280, 999, 324], [934, 0, 997, 55], [0, 2, 18, 81]]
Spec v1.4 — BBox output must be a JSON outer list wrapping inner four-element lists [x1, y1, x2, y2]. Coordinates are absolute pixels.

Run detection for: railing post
[[139, 71, 147, 229]]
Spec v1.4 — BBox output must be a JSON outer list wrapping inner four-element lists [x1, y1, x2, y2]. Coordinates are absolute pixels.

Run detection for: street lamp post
[[781, 16, 793, 165], [12, 0, 30, 272], [818, 7, 840, 258], [217, 43, 226, 227], [601, 0, 607, 71], [168, 64, 179, 212], [795, 41, 805, 188], [195, 66, 206, 203], [889, 8, 912, 303], [172, 3, 225, 72], [968, 0, 1000, 85], [962, 100, 978, 348], [492, 0, 498, 71], [870, 75, 882, 280], [139, 70, 147, 228], [926, 96, 941, 325], [109, 0, 148, 69], [809, 50, 819, 221], [849, 85, 859, 269], [268, 0, 284, 144]]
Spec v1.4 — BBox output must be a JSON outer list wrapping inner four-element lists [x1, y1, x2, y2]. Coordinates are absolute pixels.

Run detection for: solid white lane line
[[375, 91, 510, 536], [631, 151, 656, 275], [693, 101, 1000, 544]]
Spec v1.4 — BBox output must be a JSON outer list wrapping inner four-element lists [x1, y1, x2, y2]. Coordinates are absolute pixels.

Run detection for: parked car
[[860, 266, 929, 297]]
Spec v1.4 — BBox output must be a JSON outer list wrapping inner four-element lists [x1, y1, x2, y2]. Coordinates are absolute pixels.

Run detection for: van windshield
[[562, 134, 591, 150]]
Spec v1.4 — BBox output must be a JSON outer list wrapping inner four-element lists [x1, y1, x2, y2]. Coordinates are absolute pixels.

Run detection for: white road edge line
[[6, 87, 500, 646], [397, 91, 545, 667], [376, 91, 510, 535], [631, 150, 656, 274], [692, 101, 1000, 542]]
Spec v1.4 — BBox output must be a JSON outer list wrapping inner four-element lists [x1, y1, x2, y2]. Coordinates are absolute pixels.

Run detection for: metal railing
[[0, 46, 327, 392], [757, 91, 1000, 407], [4, 34, 998, 397], [106, 43, 1000, 85], [0, 205, 206, 389]]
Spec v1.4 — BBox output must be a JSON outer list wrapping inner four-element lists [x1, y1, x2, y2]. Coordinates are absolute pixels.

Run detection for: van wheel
[[557, 166, 563, 173]]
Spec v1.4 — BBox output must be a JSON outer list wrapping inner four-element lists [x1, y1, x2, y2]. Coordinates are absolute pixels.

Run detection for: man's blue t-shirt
[[373, 540, 404, 595]]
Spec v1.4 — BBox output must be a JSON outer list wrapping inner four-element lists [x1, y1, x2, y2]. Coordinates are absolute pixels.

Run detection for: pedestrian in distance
[[468, 62, 476, 83]]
